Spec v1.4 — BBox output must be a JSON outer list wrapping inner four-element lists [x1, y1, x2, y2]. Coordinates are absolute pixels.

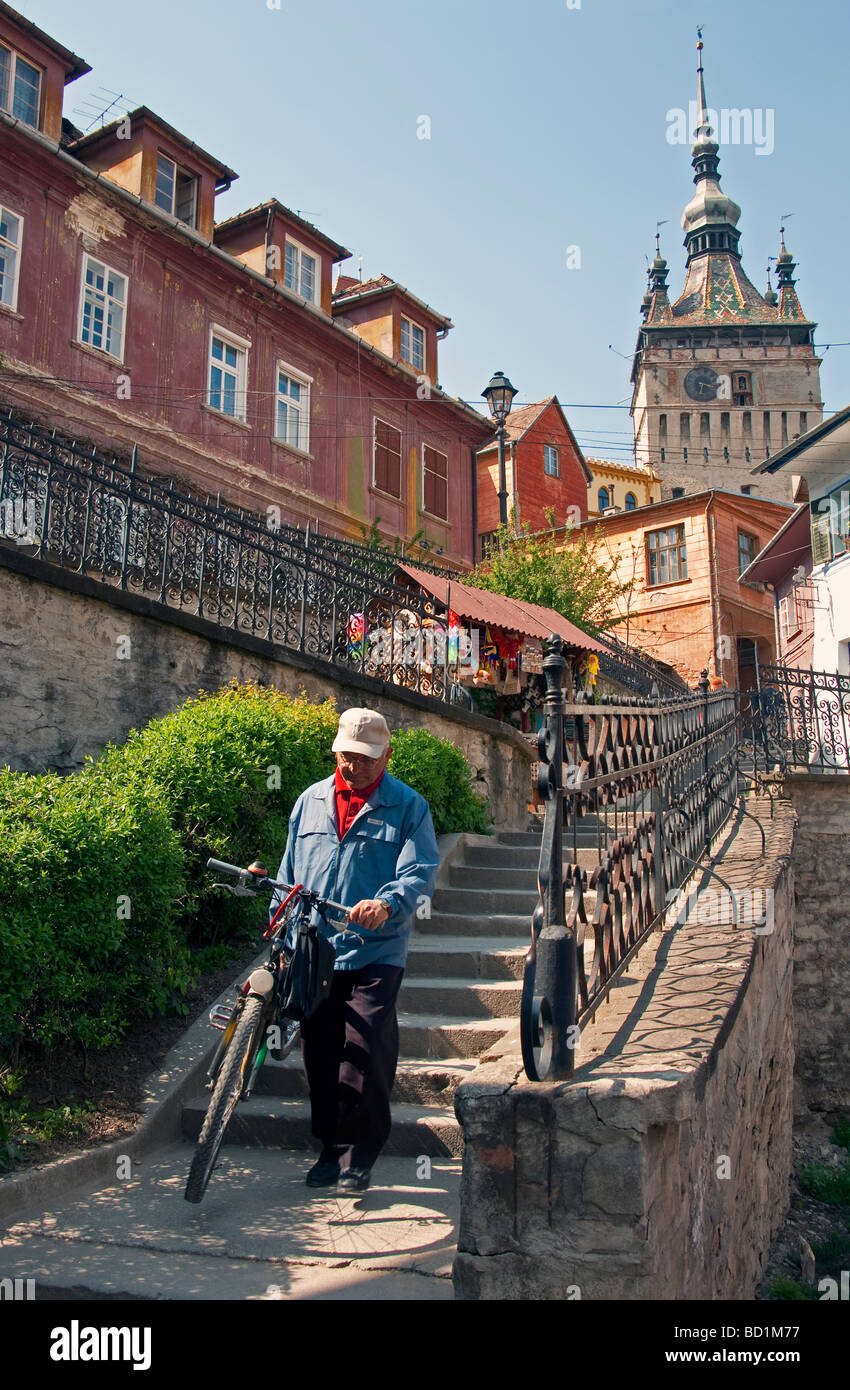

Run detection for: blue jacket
[[271, 771, 440, 970]]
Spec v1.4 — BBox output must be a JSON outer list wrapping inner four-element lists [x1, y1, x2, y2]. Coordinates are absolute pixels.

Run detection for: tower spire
[[680, 30, 742, 265]]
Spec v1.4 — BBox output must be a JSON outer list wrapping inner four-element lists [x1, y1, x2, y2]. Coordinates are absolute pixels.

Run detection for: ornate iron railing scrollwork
[[523, 663, 741, 1081]]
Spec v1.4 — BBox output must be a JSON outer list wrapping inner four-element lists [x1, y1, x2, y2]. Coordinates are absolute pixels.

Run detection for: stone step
[[449, 863, 540, 891], [464, 843, 602, 871], [397, 1015, 514, 1059], [181, 1096, 462, 1156], [400, 976, 521, 1019], [253, 1053, 477, 1105], [418, 910, 532, 938], [432, 885, 539, 916], [406, 936, 527, 980], [497, 829, 609, 848]]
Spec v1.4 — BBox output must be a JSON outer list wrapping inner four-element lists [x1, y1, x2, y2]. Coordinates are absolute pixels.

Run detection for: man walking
[[273, 707, 439, 1193]]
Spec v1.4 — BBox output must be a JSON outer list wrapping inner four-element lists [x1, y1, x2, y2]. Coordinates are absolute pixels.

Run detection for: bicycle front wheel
[[184, 993, 266, 1204]]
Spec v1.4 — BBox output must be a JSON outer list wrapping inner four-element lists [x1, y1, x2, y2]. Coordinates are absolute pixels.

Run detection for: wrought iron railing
[[521, 637, 740, 1080], [0, 402, 688, 705], [0, 408, 471, 704], [739, 664, 850, 774]]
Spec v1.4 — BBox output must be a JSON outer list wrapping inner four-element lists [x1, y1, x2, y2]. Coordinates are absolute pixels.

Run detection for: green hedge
[[388, 728, 489, 834], [0, 684, 490, 1060]]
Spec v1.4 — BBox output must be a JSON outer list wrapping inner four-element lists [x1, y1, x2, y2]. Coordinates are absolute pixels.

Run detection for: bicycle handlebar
[[205, 857, 351, 917]]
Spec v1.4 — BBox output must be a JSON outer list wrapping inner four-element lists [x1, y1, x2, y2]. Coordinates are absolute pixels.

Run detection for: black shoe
[[337, 1166, 371, 1193], [305, 1155, 340, 1188]]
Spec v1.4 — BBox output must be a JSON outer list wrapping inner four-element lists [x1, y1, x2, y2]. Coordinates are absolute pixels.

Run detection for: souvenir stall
[[392, 563, 607, 729]]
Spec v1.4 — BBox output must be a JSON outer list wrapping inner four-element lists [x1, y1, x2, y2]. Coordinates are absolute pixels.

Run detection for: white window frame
[[544, 444, 559, 478], [283, 237, 319, 304], [372, 416, 403, 499], [0, 43, 42, 128], [400, 315, 425, 372], [779, 591, 802, 645], [274, 359, 312, 453], [0, 203, 23, 311], [78, 254, 128, 361], [154, 152, 198, 227], [207, 325, 250, 422], [421, 443, 448, 520]]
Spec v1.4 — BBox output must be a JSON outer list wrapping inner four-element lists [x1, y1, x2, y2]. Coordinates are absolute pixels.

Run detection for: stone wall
[[453, 800, 797, 1300], [0, 551, 534, 828], [781, 774, 850, 1120]]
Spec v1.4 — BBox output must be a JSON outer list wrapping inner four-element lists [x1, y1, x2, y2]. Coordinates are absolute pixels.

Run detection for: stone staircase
[[181, 827, 601, 1160]]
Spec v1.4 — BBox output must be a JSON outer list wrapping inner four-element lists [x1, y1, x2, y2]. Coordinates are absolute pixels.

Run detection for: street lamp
[[482, 370, 518, 527]]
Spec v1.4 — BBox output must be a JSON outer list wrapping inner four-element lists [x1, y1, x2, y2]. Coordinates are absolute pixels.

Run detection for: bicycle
[[183, 857, 358, 1205]]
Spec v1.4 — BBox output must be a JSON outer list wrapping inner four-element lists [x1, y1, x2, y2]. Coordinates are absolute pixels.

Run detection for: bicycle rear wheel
[[184, 993, 266, 1204]]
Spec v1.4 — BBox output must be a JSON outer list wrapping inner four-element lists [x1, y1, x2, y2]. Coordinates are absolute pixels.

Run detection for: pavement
[[0, 1146, 460, 1300]]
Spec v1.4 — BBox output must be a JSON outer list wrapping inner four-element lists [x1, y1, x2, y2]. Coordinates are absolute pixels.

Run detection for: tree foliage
[[470, 512, 631, 635]]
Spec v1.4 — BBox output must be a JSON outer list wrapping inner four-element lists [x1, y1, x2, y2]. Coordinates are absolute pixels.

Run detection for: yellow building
[[586, 457, 661, 518]]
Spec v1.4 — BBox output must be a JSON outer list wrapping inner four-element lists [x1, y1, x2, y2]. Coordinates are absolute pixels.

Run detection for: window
[[647, 525, 688, 585], [480, 531, 497, 559], [680, 413, 691, 442], [284, 240, 318, 303], [625, 492, 637, 510], [671, 486, 685, 498], [0, 205, 22, 310], [597, 486, 610, 511], [738, 530, 758, 575], [779, 591, 802, 644], [0, 43, 41, 127], [811, 490, 850, 565], [733, 372, 753, 407], [373, 418, 402, 497], [208, 327, 249, 420], [274, 362, 311, 451], [79, 256, 127, 359], [154, 153, 198, 226], [544, 444, 559, 477], [400, 316, 425, 371], [422, 445, 448, 519], [799, 411, 808, 436], [741, 484, 752, 495]]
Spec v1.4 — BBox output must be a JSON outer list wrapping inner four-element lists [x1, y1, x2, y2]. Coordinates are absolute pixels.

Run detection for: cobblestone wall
[[0, 554, 533, 828], [453, 801, 797, 1300]]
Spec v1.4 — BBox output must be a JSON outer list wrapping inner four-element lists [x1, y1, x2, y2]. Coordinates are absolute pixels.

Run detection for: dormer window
[[400, 315, 425, 371], [154, 153, 198, 226], [0, 43, 41, 128], [284, 239, 318, 303]]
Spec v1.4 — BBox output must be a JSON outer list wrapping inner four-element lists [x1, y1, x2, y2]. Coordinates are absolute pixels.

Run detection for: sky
[[21, 0, 850, 464]]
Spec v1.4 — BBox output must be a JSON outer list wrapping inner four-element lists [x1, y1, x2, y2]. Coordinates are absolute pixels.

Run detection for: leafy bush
[[93, 682, 338, 945], [799, 1158, 850, 1206], [0, 683, 491, 1066], [388, 727, 490, 834], [0, 767, 185, 1055]]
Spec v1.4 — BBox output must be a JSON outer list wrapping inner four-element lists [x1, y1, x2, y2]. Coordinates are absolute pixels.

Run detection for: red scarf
[[334, 766, 385, 839]]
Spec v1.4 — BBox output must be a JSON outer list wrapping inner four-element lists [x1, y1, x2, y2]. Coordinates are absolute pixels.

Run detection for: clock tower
[[630, 38, 822, 502]]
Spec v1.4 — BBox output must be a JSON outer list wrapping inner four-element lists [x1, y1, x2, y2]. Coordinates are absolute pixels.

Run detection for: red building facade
[[0, 4, 491, 566], [476, 397, 591, 556]]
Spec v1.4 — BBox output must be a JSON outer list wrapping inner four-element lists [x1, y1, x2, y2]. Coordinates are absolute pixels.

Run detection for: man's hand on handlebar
[[347, 899, 392, 931]]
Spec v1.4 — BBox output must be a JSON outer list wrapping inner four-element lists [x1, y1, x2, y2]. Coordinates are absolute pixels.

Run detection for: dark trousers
[[300, 964, 404, 1170]]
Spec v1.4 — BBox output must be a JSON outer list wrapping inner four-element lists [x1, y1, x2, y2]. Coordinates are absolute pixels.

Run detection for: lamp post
[[482, 370, 518, 528]]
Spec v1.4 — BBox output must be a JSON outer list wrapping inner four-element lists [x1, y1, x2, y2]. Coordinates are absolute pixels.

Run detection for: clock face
[[684, 366, 719, 401]]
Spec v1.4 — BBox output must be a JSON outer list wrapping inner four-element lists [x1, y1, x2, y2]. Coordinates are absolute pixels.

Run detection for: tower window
[[799, 412, 808, 435], [700, 413, 711, 440], [721, 412, 730, 438], [733, 372, 753, 406], [680, 413, 691, 442], [743, 411, 752, 438], [597, 486, 610, 511], [659, 413, 668, 441], [781, 411, 789, 446]]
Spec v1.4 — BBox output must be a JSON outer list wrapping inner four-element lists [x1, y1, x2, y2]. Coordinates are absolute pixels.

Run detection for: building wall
[[476, 401, 588, 544], [586, 460, 659, 517], [0, 122, 487, 565], [811, 552, 850, 676], [632, 344, 822, 502], [578, 494, 787, 686]]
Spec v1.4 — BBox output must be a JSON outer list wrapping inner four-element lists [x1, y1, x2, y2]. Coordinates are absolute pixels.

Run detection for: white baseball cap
[[332, 708, 391, 759]]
